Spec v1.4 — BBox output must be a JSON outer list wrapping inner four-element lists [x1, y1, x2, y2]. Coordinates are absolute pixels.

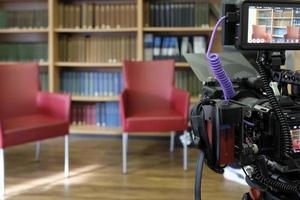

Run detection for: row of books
[[72, 102, 121, 127], [0, 42, 47, 62], [40, 71, 49, 91], [144, 34, 206, 62], [294, 19, 300, 26], [0, 10, 48, 29], [59, 35, 136, 63], [59, 3, 137, 29], [146, 2, 214, 27], [176, 70, 202, 96], [60, 71, 123, 97]]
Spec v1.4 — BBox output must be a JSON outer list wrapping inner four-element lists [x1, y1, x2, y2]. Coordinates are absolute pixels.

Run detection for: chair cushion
[[1, 114, 69, 148], [124, 109, 187, 132]]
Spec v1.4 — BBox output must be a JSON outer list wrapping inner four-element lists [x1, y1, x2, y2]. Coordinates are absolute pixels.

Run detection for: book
[[59, 35, 136, 62], [144, 33, 154, 61]]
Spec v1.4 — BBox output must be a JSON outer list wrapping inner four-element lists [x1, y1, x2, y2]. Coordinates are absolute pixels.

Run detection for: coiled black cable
[[256, 59, 293, 157]]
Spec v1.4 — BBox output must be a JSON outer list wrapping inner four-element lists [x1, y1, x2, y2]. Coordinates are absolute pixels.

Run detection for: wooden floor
[[3, 136, 249, 200]]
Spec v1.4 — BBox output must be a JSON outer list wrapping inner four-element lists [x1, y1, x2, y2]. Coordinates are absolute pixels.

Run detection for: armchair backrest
[[123, 60, 175, 112], [252, 25, 267, 39], [0, 63, 39, 119]]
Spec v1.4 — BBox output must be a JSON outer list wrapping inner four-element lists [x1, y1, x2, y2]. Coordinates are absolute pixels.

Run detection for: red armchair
[[120, 60, 190, 174], [252, 25, 272, 43], [284, 26, 300, 42], [0, 63, 71, 196]]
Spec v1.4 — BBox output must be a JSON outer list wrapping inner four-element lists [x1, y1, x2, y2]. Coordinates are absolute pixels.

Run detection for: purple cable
[[206, 16, 236, 100], [243, 120, 255, 127]]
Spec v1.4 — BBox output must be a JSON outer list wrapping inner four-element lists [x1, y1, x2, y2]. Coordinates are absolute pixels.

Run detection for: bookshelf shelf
[[273, 17, 292, 19], [55, 62, 122, 68], [0, 61, 48, 66], [143, 27, 221, 32], [55, 28, 138, 33], [257, 17, 272, 19], [0, 28, 49, 33], [273, 26, 287, 28], [72, 96, 119, 102], [70, 125, 122, 135], [175, 62, 190, 68]]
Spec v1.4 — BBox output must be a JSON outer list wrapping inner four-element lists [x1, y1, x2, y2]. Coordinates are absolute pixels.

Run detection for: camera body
[[195, 77, 300, 169]]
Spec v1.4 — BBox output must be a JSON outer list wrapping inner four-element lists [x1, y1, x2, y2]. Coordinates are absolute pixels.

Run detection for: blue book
[[66, 71, 70, 94], [96, 103, 100, 126], [111, 102, 115, 127], [113, 72, 119, 96], [98, 72, 103, 96], [106, 102, 113, 127], [94, 72, 99, 96], [108, 72, 113, 96], [101, 103, 106, 127], [120, 72, 124, 93], [105, 103, 110, 127], [103, 72, 108, 96], [73, 72, 77, 95], [116, 103, 121, 127], [84, 72, 89, 96], [89, 72, 93, 96], [61, 71, 66, 93], [114, 103, 118, 127], [110, 102, 114, 127], [80, 71, 85, 96], [153, 36, 162, 57], [75, 71, 80, 95], [69, 71, 73, 94]]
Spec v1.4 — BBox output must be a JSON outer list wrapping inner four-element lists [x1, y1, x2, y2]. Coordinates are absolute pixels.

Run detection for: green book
[[0, 11, 6, 28]]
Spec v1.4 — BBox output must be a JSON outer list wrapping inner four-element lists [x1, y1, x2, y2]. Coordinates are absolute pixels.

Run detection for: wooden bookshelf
[[175, 62, 190, 68], [70, 125, 122, 135], [55, 28, 138, 33], [0, 61, 48, 66], [57, 62, 194, 68], [143, 27, 220, 32], [0, 0, 221, 135], [0, 28, 49, 33]]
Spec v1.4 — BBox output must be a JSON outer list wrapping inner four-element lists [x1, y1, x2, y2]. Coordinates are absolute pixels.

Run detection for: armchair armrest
[[37, 92, 71, 122], [120, 89, 129, 126], [171, 88, 190, 119]]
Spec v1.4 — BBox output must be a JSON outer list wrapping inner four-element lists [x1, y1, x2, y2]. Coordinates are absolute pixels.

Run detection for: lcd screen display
[[247, 6, 300, 44]]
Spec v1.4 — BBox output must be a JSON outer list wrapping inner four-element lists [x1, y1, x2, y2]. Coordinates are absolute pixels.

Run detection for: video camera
[[188, 1, 300, 199]]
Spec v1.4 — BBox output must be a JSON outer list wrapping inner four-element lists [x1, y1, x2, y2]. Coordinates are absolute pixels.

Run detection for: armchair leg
[[35, 141, 41, 161], [64, 135, 69, 178], [0, 149, 4, 197], [180, 131, 191, 171], [122, 132, 128, 174], [170, 131, 175, 152], [183, 141, 188, 171]]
